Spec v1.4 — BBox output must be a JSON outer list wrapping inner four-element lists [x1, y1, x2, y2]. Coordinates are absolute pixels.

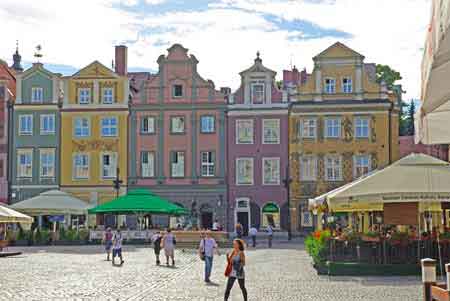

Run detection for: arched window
[[262, 202, 280, 229]]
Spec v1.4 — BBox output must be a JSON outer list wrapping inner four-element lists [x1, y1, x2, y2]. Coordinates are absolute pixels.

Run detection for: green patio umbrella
[[88, 189, 188, 216]]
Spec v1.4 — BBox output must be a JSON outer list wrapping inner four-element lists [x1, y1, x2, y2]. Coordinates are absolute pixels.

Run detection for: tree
[[408, 101, 416, 135], [399, 100, 417, 136], [376, 64, 402, 90]]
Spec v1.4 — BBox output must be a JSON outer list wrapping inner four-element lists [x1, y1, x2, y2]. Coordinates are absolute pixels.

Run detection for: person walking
[[112, 229, 124, 266], [224, 239, 248, 301], [199, 230, 219, 283], [102, 227, 113, 261], [266, 224, 273, 248], [161, 228, 176, 266], [151, 231, 163, 265], [212, 219, 220, 231], [249, 226, 257, 248], [235, 223, 243, 239]]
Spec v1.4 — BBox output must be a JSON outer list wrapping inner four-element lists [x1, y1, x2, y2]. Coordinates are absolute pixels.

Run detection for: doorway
[[237, 212, 249, 236], [201, 212, 213, 230]]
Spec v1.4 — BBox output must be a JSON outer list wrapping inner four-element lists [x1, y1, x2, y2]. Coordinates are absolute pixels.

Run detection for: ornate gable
[[73, 61, 117, 79], [314, 42, 364, 60]]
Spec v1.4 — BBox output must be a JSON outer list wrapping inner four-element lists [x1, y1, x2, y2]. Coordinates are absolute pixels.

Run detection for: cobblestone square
[[0, 242, 422, 300]]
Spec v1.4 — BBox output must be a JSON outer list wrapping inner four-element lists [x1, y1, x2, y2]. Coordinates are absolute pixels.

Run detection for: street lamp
[[113, 167, 123, 199], [282, 165, 293, 241]]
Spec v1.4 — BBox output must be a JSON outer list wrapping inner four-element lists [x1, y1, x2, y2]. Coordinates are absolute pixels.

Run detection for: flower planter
[[362, 236, 380, 243]]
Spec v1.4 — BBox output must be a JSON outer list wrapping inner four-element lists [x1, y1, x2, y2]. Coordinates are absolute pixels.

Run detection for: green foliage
[[376, 64, 402, 89], [390, 231, 409, 242], [439, 232, 450, 240], [78, 229, 89, 241], [305, 230, 331, 265], [17, 228, 32, 241], [363, 231, 380, 238], [33, 229, 50, 244], [399, 101, 417, 136]]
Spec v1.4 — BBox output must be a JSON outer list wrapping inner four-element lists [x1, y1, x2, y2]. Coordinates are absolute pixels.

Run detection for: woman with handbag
[[224, 239, 248, 301]]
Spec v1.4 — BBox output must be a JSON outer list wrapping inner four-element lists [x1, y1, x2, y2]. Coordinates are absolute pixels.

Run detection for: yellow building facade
[[289, 42, 400, 232], [60, 61, 129, 206]]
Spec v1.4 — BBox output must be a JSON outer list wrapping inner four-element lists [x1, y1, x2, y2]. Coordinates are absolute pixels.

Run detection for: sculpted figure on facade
[[343, 117, 353, 142]]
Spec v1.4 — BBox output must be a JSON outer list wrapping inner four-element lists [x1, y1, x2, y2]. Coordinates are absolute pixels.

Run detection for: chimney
[[115, 45, 127, 76]]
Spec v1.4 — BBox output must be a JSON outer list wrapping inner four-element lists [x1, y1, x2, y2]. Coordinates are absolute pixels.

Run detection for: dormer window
[[324, 78, 336, 94], [251, 83, 265, 103], [78, 88, 91, 104], [102, 87, 114, 104], [173, 84, 183, 98], [31, 87, 43, 103], [342, 77, 352, 93]]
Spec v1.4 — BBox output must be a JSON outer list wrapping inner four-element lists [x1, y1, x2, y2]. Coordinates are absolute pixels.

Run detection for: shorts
[[105, 241, 113, 251], [164, 248, 174, 257], [112, 248, 122, 257]]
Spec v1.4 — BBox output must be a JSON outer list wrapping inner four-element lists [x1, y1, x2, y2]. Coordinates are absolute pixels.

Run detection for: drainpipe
[[388, 103, 393, 165], [7, 100, 13, 204]]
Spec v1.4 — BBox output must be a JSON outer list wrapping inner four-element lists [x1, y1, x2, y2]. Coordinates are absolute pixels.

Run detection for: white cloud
[[0, 0, 431, 100]]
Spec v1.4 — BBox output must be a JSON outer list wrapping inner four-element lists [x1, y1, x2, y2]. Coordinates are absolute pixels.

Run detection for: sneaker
[[120, 260, 124, 265]]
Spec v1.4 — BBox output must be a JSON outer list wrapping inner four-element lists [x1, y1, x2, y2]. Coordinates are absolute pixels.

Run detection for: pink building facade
[[227, 53, 289, 234], [129, 44, 227, 229], [399, 135, 448, 161]]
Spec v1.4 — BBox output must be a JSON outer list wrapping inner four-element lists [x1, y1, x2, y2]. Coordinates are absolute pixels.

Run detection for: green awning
[[262, 203, 279, 213], [88, 189, 188, 216]]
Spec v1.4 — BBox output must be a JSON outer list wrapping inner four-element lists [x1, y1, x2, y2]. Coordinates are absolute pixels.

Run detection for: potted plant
[[362, 231, 380, 242], [389, 232, 409, 246], [15, 228, 32, 246], [438, 232, 450, 243]]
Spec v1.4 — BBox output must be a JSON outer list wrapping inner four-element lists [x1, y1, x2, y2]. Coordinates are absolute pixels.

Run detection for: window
[[200, 116, 215, 133], [78, 88, 91, 104], [355, 117, 370, 138], [17, 149, 33, 178], [354, 155, 371, 178], [342, 77, 352, 93], [31, 87, 43, 103], [40, 114, 55, 135], [299, 118, 316, 138], [73, 154, 89, 179], [0, 159, 3, 177], [101, 153, 117, 179], [141, 151, 155, 177], [263, 119, 280, 144], [324, 78, 336, 94], [325, 155, 342, 181], [299, 156, 317, 181], [141, 116, 155, 134], [74, 117, 90, 137], [102, 87, 114, 104], [251, 83, 265, 103], [236, 158, 253, 185], [171, 151, 185, 177], [40, 149, 55, 178], [236, 119, 254, 144], [101, 117, 118, 137], [325, 118, 341, 138], [201, 151, 215, 177], [263, 157, 280, 185], [19, 115, 33, 135], [173, 84, 183, 97], [170, 116, 185, 134]]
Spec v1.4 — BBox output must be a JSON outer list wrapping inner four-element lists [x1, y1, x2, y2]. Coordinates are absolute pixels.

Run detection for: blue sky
[[1, 0, 431, 100]]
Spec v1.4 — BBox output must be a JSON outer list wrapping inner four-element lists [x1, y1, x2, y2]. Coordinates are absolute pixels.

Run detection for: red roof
[[0, 61, 16, 99]]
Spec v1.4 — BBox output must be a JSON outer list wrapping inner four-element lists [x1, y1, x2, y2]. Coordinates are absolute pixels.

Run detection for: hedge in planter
[[305, 230, 331, 266]]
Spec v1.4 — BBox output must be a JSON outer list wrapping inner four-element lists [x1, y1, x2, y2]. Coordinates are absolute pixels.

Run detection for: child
[[151, 231, 162, 265], [112, 229, 124, 266]]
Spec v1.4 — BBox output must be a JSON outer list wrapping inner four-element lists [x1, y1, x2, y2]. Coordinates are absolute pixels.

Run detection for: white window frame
[[31, 87, 43, 103], [170, 116, 185, 134], [353, 154, 371, 179], [299, 155, 317, 181], [40, 114, 55, 135], [300, 118, 316, 138], [74, 117, 90, 138], [325, 117, 341, 138], [19, 115, 33, 135], [251, 83, 265, 104], [262, 157, 280, 185], [141, 116, 155, 134], [236, 157, 254, 185], [101, 152, 117, 179], [355, 117, 370, 138], [342, 77, 352, 93], [101, 117, 118, 137], [324, 78, 336, 94], [325, 155, 343, 182], [39, 148, 55, 178], [200, 116, 215, 133], [262, 119, 280, 144], [102, 87, 114, 104], [171, 151, 185, 178], [73, 153, 89, 180], [200, 151, 215, 177], [236, 119, 254, 144], [141, 151, 155, 178], [17, 149, 33, 178], [78, 88, 91, 104]]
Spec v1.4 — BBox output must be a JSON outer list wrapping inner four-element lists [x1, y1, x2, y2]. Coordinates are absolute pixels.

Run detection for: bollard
[[446, 263, 450, 292], [421, 258, 437, 301]]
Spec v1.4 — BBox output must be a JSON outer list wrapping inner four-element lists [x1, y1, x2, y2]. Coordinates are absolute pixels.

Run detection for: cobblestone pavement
[[1, 242, 422, 301]]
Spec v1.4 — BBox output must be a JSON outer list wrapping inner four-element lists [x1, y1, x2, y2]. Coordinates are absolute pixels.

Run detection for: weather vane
[[34, 45, 43, 62]]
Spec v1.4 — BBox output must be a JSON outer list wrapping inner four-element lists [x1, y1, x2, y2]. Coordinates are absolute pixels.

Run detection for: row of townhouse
[[0, 42, 401, 234]]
